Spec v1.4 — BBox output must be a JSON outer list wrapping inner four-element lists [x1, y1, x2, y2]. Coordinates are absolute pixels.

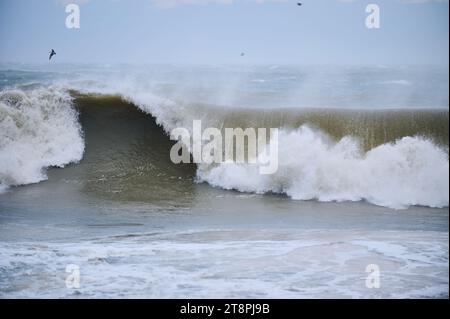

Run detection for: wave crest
[[1, 86, 448, 209], [0, 88, 84, 190], [197, 126, 449, 209]]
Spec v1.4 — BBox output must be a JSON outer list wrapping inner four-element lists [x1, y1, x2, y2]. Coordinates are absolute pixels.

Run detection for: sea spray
[[0, 88, 84, 190], [197, 125, 449, 209], [76, 92, 449, 209], [1, 85, 448, 209]]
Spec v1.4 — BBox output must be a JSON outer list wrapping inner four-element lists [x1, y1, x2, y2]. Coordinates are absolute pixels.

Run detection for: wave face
[[70, 92, 449, 209], [0, 88, 84, 190], [0, 64, 448, 209]]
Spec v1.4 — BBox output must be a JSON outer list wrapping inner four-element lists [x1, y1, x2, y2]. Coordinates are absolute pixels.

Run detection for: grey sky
[[0, 0, 448, 65]]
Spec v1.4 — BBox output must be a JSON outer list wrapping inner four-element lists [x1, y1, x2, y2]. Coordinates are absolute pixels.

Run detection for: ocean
[[0, 63, 448, 298]]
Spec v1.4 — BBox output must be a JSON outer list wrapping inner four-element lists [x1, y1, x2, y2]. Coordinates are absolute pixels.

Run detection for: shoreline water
[[0, 65, 448, 298], [0, 229, 448, 299]]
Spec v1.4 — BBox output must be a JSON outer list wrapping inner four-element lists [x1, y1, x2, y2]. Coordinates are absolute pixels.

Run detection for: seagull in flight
[[49, 49, 56, 61]]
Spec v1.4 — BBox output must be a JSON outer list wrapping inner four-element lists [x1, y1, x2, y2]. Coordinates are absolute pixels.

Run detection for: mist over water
[[0, 64, 448, 298], [1, 63, 448, 109], [0, 64, 449, 209]]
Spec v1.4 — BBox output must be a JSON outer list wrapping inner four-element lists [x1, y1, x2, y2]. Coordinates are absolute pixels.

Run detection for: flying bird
[[297, 2, 302, 6], [240, 52, 245, 57], [49, 49, 56, 61]]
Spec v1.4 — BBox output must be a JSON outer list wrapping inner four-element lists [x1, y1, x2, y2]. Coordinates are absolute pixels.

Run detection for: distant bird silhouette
[[240, 52, 245, 57], [49, 49, 56, 61], [297, 2, 302, 6]]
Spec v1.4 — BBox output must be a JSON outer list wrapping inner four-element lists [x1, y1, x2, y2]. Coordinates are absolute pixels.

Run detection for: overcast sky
[[0, 0, 448, 65]]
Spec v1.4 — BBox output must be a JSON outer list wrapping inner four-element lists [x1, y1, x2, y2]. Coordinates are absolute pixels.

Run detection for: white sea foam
[[0, 70, 448, 209], [0, 87, 84, 190], [0, 229, 447, 298], [70, 78, 450, 209], [197, 126, 449, 209]]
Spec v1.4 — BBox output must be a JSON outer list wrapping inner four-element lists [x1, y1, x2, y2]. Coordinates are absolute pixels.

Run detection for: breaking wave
[[197, 126, 449, 209], [0, 88, 84, 190], [0, 85, 448, 209]]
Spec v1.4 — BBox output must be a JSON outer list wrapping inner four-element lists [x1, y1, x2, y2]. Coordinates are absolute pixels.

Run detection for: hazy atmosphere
[[0, 0, 448, 65], [0, 0, 448, 301]]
